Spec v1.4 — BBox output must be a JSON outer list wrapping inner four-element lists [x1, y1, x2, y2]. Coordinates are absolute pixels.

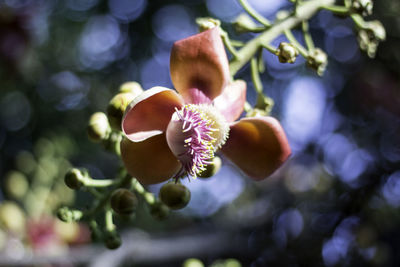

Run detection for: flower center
[[166, 104, 229, 178]]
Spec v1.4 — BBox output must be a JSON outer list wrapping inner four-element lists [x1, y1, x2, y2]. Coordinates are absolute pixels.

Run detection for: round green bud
[[5, 171, 28, 199], [232, 13, 259, 34], [198, 156, 222, 178], [87, 112, 111, 142], [118, 81, 143, 95], [107, 93, 137, 131], [276, 42, 299, 64], [225, 259, 242, 267], [110, 189, 138, 215], [306, 48, 328, 76], [196, 17, 221, 32], [15, 150, 36, 175], [183, 258, 205, 267], [159, 183, 191, 210], [104, 231, 121, 250], [276, 10, 290, 21], [64, 168, 84, 190], [0, 201, 26, 234], [150, 202, 170, 220]]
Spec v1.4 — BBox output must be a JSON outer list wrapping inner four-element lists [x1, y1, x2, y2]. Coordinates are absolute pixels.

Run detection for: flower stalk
[[230, 0, 335, 76]]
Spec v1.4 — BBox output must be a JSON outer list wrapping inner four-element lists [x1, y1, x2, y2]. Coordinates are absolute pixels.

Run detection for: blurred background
[[0, 0, 400, 266]]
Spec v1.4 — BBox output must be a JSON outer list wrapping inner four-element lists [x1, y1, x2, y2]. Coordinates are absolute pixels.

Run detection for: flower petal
[[122, 87, 184, 142], [213, 80, 247, 122], [221, 117, 291, 180], [170, 27, 230, 104], [120, 134, 182, 185]]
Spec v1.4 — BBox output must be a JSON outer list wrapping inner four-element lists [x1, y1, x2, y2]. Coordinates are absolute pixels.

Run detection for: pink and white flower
[[120, 27, 291, 184]]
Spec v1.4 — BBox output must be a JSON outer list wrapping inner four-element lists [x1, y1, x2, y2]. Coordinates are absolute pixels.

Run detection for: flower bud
[[87, 112, 111, 142], [118, 81, 143, 95], [196, 17, 221, 32], [351, 0, 373, 16], [276, 42, 299, 64], [159, 183, 191, 210], [0, 201, 26, 234], [224, 259, 242, 267], [358, 20, 385, 58], [276, 10, 290, 21], [110, 189, 138, 215], [64, 168, 84, 190], [5, 171, 28, 199], [104, 231, 121, 249], [198, 156, 222, 178], [107, 93, 138, 131], [306, 48, 328, 76], [233, 13, 260, 34], [183, 258, 205, 267], [57, 207, 83, 223], [150, 201, 170, 220]]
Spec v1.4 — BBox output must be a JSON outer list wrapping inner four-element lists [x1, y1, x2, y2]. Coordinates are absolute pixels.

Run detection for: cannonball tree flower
[[120, 27, 291, 185]]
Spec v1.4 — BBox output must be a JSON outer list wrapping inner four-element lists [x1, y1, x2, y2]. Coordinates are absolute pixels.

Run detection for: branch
[[230, 0, 335, 76]]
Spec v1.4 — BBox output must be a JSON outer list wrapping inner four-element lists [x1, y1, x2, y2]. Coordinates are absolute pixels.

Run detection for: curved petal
[[120, 134, 182, 185], [221, 117, 291, 180], [170, 27, 230, 104], [122, 87, 184, 142], [213, 80, 247, 122]]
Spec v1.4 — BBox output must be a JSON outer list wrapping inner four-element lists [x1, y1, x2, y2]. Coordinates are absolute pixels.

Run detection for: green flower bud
[[351, 0, 373, 16], [198, 156, 222, 178], [107, 92, 138, 131], [225, 259, 242, 267], [0, 201, 26, 234], [306, 48, 328, 76], [118, 81, 143, 95], [159, 183, 191, 210], [232, 13, 260, 34], [358, 20, 385, 58], [183, 258, 205, 267], [276, 10, 290, 21], [15, 150, 36, 175], [104, 231, 121, 250], [110, 189, 138, 215], [5, 171, 28, 199], [64, 168, 84, 190], [150, 201, 170, 220], [87, 112, 111, 142], [276, 42, 299, 64], [196, 17, 221, 32], [57, 207, 83, 223]]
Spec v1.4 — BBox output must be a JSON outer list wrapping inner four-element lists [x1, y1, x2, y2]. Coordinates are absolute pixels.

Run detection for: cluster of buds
[[307, 48, 328, 76], [357, 20, 386, 58], [87, 81, 143, 154], [275, 42, 299, 64], [350, 0, 373, 17]]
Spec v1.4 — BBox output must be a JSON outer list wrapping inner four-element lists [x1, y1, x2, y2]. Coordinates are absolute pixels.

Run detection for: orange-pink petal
[[122, 87, 184, 142], [120, 134, 182, 185], [213, 80, 247, 122], [221, 117, 291, 180], [170, 27, 230, 104]]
